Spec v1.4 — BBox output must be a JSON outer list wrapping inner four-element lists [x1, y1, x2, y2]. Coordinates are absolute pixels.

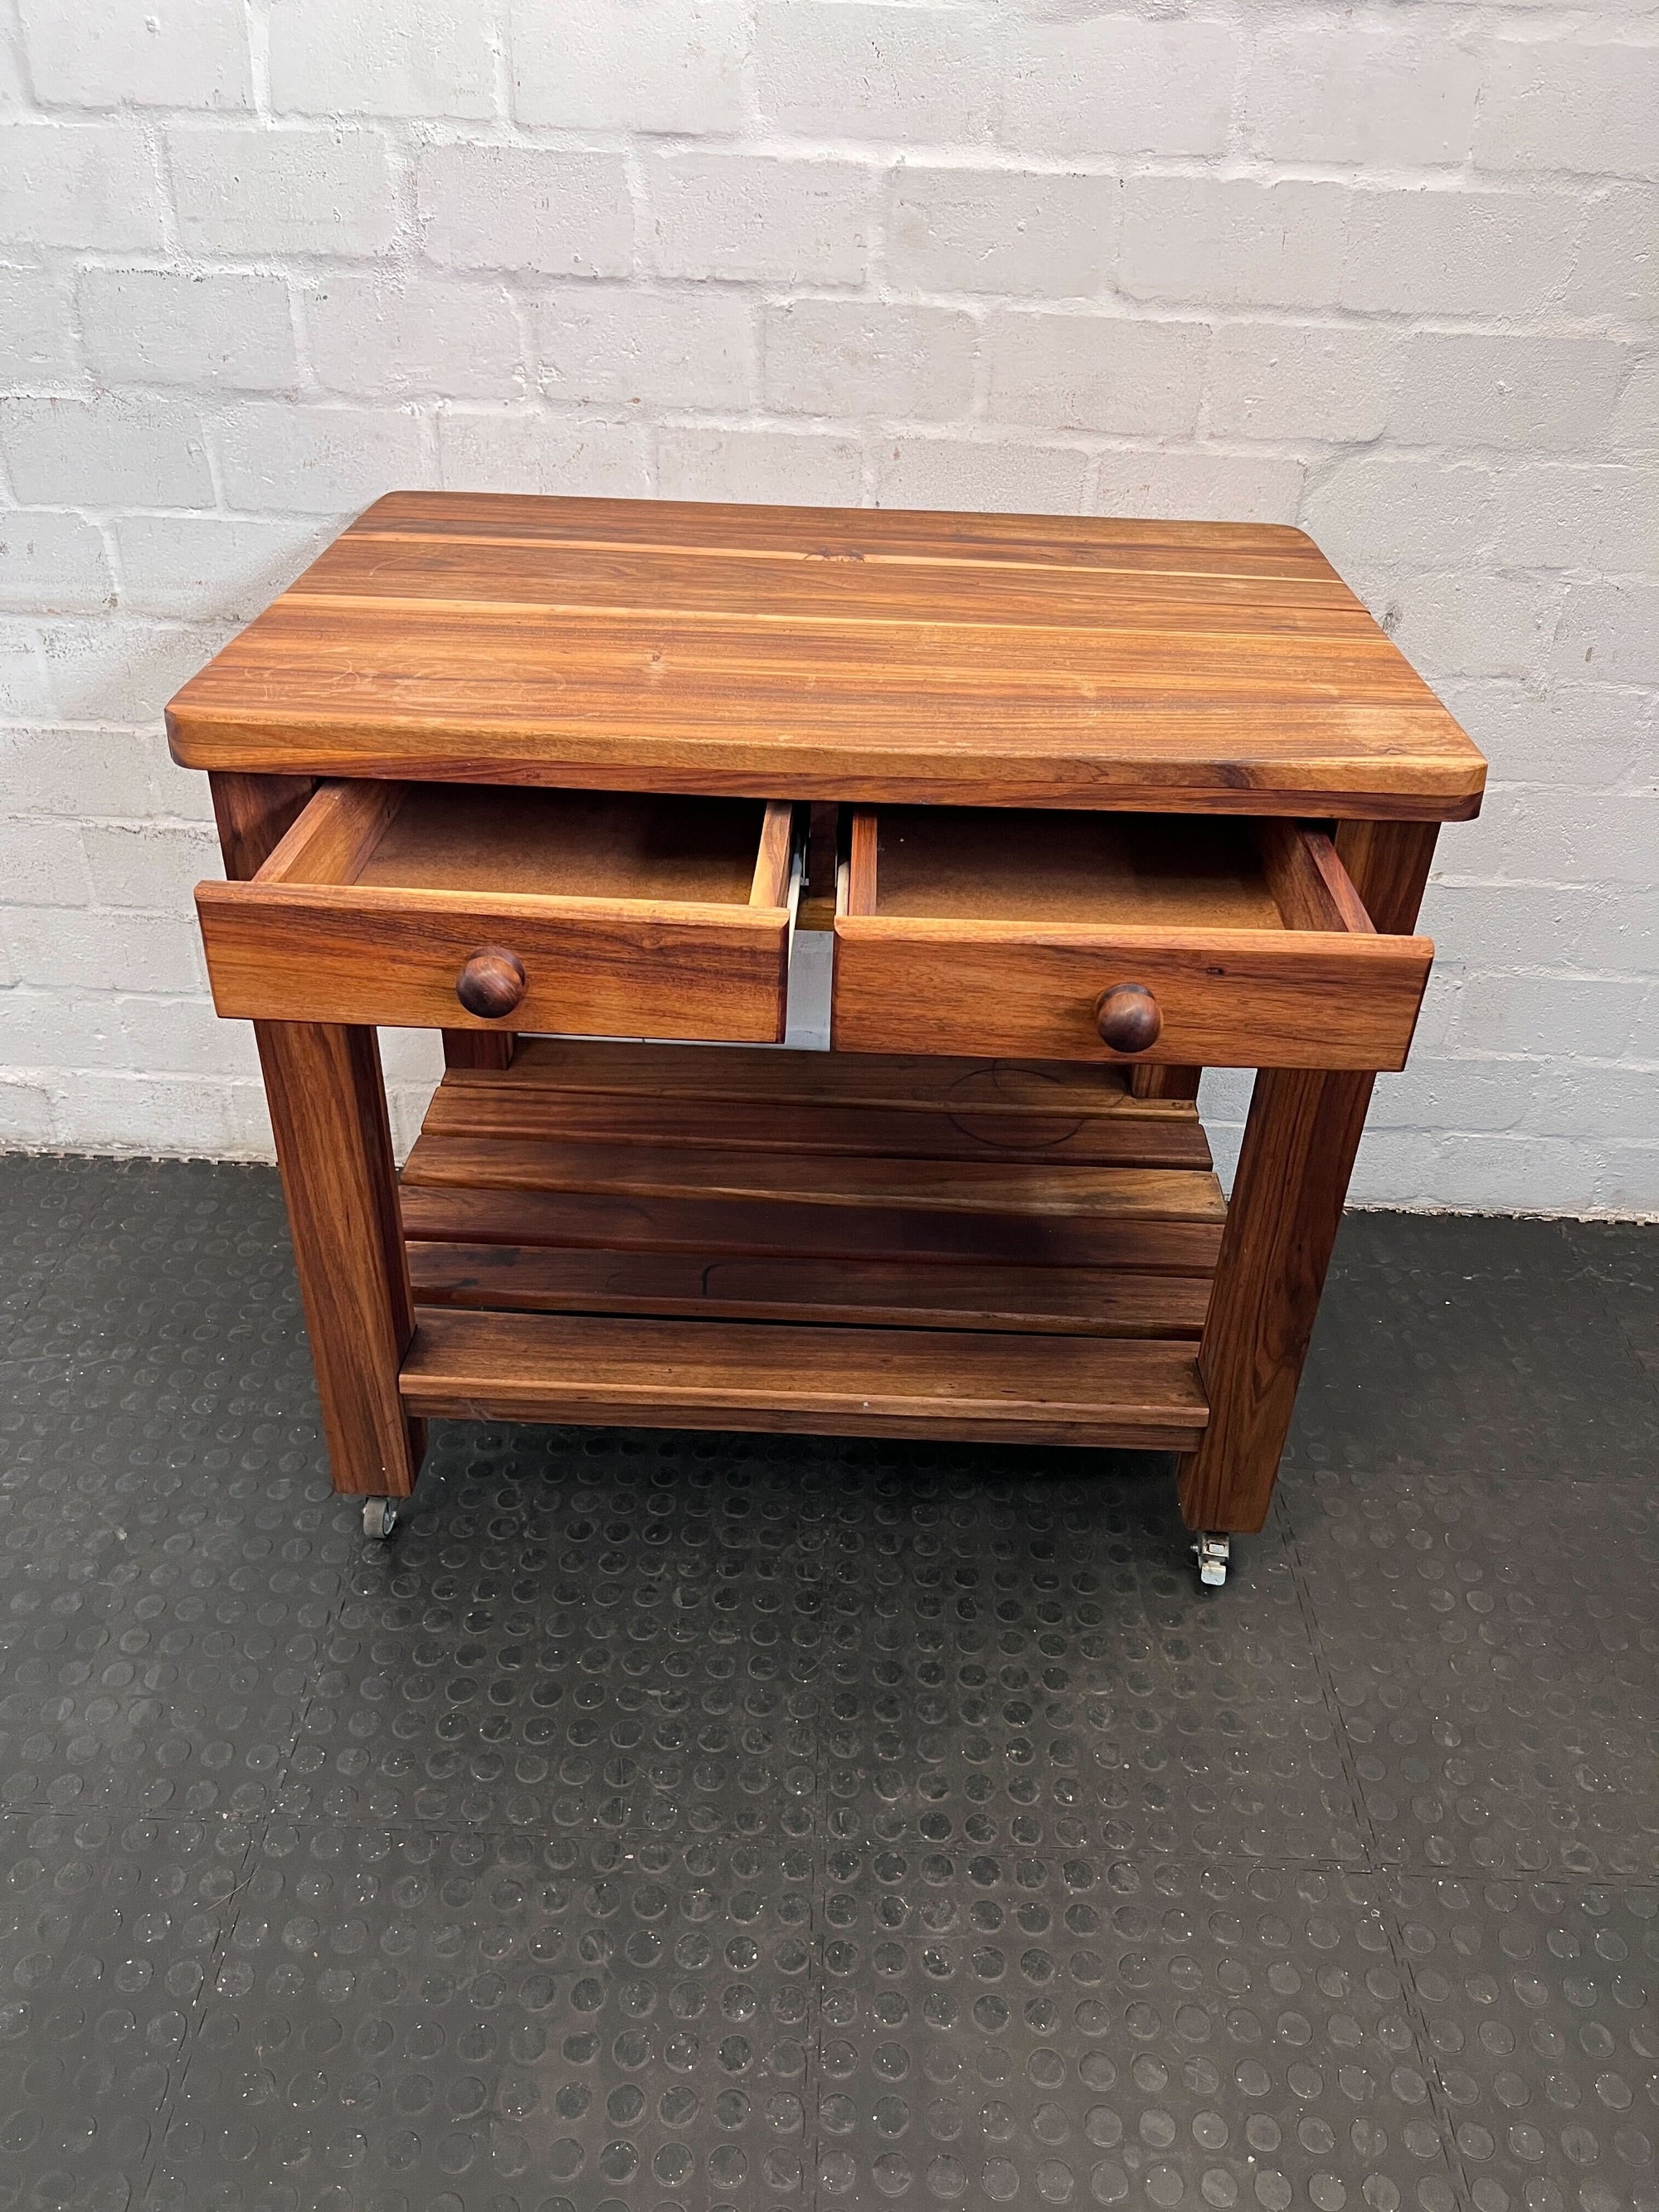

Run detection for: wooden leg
[[443, 1029, 516, 1071], [1131, 1065, 1201, 1101], [258, 1020, 426, 1498], [210, 769, 315, 880], [1177, 1064, 1374, 1531], [208, 773, 424, 1497], [1177, 821, 1439, 1534]]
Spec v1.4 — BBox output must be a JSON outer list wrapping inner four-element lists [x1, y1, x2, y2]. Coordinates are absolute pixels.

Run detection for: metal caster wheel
[[1194, 1532, 1230, 1588], [362, 1497, 399, 1541]]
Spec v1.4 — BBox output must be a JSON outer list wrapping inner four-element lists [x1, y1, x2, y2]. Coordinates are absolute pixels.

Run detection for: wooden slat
[[256, 778, 403, 887], [164, 493, 1487, 821], [750, 799, 795, 908], [475, 1037, 1173, 1119], [1252, 821, 1373, 934], [845, 807, 878, 917], [1306, 832, 1376, 933], [420, 1082, 1213, 1170], [399, 1307, 1209, 1451], [397, 1182, 1224, 1275], [400, 1130, 1225, 1223], [407, 1241, 1212, 1339]]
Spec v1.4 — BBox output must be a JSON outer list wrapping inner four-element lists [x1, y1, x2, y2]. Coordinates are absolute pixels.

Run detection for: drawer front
[[196, 781, 799, 1043], [199, 883, 791, 1040], [832, 918, 1432, 1069]]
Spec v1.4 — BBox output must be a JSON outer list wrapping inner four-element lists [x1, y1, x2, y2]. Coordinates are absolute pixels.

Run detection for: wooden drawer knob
[[1095, 982, 1161, 1053], [456, 946, 526, 1018]]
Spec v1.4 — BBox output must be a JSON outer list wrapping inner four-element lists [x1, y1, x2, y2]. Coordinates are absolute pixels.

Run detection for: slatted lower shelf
[[397, 1039, 1219, 1450]]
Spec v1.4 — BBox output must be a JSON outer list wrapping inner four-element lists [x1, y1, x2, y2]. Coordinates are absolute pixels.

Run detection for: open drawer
[[833, 808, 1433, 1069], [197, 782, 800, 1041]]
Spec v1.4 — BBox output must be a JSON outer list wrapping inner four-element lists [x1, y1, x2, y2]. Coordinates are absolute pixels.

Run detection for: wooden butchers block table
[[168, 493, 1485, 1586]]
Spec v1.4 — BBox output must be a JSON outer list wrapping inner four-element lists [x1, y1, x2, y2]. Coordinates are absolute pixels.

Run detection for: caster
[[1194, 1532, 1230, 1588], [362, 1497, 399, 1541]]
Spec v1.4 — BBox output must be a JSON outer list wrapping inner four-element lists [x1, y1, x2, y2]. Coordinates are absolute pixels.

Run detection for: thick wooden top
[[167, 493, 1485, 819]]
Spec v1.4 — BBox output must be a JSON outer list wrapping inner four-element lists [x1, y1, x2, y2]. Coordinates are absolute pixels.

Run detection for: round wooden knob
[[455, 946, 526, 1018], [1095, 982, 1162, 1053]]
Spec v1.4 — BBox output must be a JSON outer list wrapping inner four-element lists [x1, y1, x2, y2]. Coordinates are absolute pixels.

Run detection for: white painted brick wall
[[0, 0, 1652, 1215]]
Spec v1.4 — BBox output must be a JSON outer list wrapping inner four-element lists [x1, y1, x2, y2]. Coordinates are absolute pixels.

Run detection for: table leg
[[208, 771, 425, 1500], [257, 1019, 426, 1498], [1131, 1066, 1201, 1101], [209, 768, 314, 879], [443, 1030, 516, 1071], [1177, 821, 1438, 1534]]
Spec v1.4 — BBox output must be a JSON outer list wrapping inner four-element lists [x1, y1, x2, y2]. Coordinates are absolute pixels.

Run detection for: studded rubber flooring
[[1, 1155, 1655, 2212]]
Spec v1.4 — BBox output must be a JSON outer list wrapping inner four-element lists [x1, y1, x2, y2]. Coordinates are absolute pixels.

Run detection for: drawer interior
[[261, 780, 796, 912], [843, 807, 1373, 935]]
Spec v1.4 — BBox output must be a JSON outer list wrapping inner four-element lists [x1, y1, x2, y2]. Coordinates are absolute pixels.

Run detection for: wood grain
[[426, 1037, 1214, 1169], [463, 1034, 1176, 1120], [198, 776, 793, 1038], [442, 1030, 516, 1072], [208, 769, 316, 881], [845, 805, 879, 917], [750, 799, 796, 908], [1252, 820, 1372, 933], [401, 1130, 1225, 1223], [423, 1071, 1212, 1171], [258, 1021, 425, 1498], [291, 534, 1372, 627], [1177, 820, 1440, 1534], [400, 1040, 1224, 1291], [799, 800, 841, 931], [258, 777, 403, 886], [1131, 1066, 1202, 1103], [354, 784, 771, 904], [868, 808, 1287, 931], [166, 493, 1486, 820], [397, 1180, 1224, 1276], [408, 1242, 1213, 1339], [832, 917, 1432, 1068], [399, 1307, 1209, 1451], [1333, 818, 1440, 937], [323, 491, 1335, 567], [197, 879, 791, 1038], [208, 768, 425, 1499]]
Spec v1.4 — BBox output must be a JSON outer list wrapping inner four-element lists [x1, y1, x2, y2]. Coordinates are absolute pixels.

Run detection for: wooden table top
[[167, 492, 1485, 819]]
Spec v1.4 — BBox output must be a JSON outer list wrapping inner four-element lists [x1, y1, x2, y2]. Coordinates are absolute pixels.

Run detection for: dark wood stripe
[[400, 1132, 1225, 1223], [397, 1183, 1224, 1275], [406, 1242, 1213, 1339]]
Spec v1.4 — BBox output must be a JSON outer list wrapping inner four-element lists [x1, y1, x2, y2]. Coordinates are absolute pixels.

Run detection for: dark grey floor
[[1, 1155, 1655, 2212]]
